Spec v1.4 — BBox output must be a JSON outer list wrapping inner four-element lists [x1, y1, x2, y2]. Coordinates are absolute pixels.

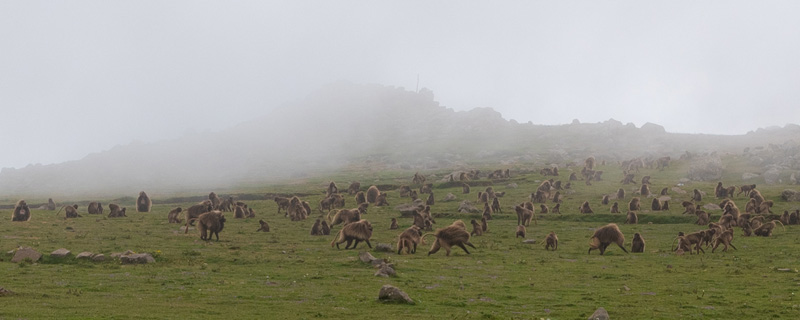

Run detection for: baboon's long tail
[[330, 229, 343, 247], [775, 220, 786, 232], [55, 206, 65, 216]]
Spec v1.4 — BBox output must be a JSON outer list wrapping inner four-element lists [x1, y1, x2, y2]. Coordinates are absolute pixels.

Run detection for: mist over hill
[[2, 82, 799, 199]]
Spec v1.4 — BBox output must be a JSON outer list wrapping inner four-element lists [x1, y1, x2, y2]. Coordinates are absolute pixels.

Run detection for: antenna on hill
[[416, 74, 419, 93]]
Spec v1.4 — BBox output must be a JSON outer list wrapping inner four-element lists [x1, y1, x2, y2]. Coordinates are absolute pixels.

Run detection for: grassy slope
[[2, 157, 800, 319]]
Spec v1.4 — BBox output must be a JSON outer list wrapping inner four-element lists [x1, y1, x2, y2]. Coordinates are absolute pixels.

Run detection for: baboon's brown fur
[[753, 220, 784, 237], [672, 231, 705, 254], [462, 183, 470, 194], [585, 156, 595, 170], [311, 219, 324, 235], [326, 181, 339, 196], [711, 229, 737, 252], [420, 183, 433, 194], [347, 181, 361, 195], [628, 197, 641, 211], [46, 198, 56, 210], [321, 220, 331, 235], [209, 192, 221, 209], [108, 203, 127, 218], [355, 191, 367, 205], [580, 201, 594, 214], [328, 208, 362, 227], [662, 200, 670, 211], [553, 180, 563, 190], [692, 189, 703, 202], [397, 225, 423, 254], [273, 197, 291, 215], [641, 176, 651, 185], [389, 218, 399, 230], [514, 205, 534, 226], [544, 231, 558, 250], [737, 184, 756, 196], [366, 185, 380, 204], [569, 172, 578, 181], [681, 201, 696, 215], [651, 198, 662, 211], [625, 211, 638, 224], [331, 220, 373, 249], [588, 223, 628, 255], [257, 219, 270, 232], [552, 203, 561, 214], [424, 192, 434, 206], [412, 172, 426, 185], [660, 187, 669, 196], [617, 188, 626, 200], [287, 197, 308, 221], [481, 217, 488, 232], [696, 210, 710, 225], [168, 207, 183, 223], [409, 190, 419, 201], [470, 219, 483, 236], [424, 224, 476, 256], [184, 203, 212, 226], [197, 211, 226, 241], [621, 173, 635, 185], [515, 225, 527, 238], [491, 197, 501, 213], [601, 195, 610, 205], [482, 202, 493, 221], [539, 204, 549, 214], [87, 202, 103, 215], [640, 184, 650, 197], [136, 191, 152, 213], [375, 192, 390, 206], [631, 233, 645, 253], [610, 202, 620, 213], [234, 205, 247, 219]]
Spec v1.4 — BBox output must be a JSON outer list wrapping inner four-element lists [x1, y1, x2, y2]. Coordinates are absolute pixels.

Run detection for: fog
[[1, 1, 799, 196]]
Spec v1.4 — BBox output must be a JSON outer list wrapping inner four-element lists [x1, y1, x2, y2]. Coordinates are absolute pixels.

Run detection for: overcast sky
[[1, 1, 799, 169]]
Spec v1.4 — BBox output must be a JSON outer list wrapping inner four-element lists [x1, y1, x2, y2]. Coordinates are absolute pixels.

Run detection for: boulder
[[11, 247, 42, 263], [742, 173, 760, 180], [506, 183, 519, 189], [687, 157, 723, 181], [374, 263, 397, 277], [394, 200, 425, 217], [588, 307, 610, 320], [782, 190, 800, 202], [120, 253, 155, 264], [374, 243, 393, 252], [442, 193, 457, 202], [458, 200, 479, 213], [763, 168, 781, 185], [50, 248, 71, 258], [91, 254, 106, 262], [378, 285, 414, 304], [359, 252, 377, 263], [703, 204, 721, 211], [76, 252, 94, 260]]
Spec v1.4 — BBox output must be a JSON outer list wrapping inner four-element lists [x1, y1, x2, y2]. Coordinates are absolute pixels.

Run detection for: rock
[[11, 247, 42, 263], [703, 204, 721, 211], [374, 243, 393, 252], [374, 263, 397, 277], [588, 307, 610, 320], [120, 253, 155, 264], [0, 287, 14, 296], [378, 285, 414, 304], [658, 196, 671, 202], [76, 252, 94, 260], [687, 156, 723, 181], [764, 168, 781, 185], [359, 252, 377, 263], [111, 250, 135, 258], [394, 200, 425, 216], [506, 183, 518, 189], [522, 239, 537, 244], [91, 254, 106, 262], [51, 248, 71, 258], [671, 187, 687, 194], [742, 172, 760, 180], [458, 200, 479, 213], [442, 193, 457, 202], [791, 173, 798, 185], [679, 178, 691, 183], [782, 190, 800, 202]]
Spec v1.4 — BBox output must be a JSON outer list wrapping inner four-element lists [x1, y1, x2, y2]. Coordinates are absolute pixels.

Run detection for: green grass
[[2, 156, 800, 319]]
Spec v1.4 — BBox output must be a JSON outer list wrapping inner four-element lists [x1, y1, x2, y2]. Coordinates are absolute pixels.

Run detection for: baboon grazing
[[481, 217, 488, 232], [366, 186, 380, 204], [588, 223, 628, 255], [424, 224, 476, 256], [420, 183, 433, 194], [462, 183, 470, 194], [311, 219, 324, 235], [273, 197, 291, 215], [757, 200, 773, 214], [257, 219, 270, 232], [218, 197, 234, 212], [482, 202, 493, 221], [12, 200, 31, 221], [610, 202, 620, 213], [625, 211, 638, 224], [425, 192, 434, 206], [564, 182, 572, 189], [660, 187, 669, 196], [409, 190, 419, 201], [514, 205, 534, 226], [544, 232, 558, 250], [540, 204, 549, 214], [553, 180, 563, 190], [326, 181, 339, 196], [491, 197, 501, 213], [593, 170, 604, 181], [197, 211, 226, 241], [107, 203, 128, 218], [484, 186, 496, 199], [692, 189, 703, 202], [628, 198, 641, 211], [397, 225, 423, 254], [61, 204, 80, 218], [569, 172, 578, 181], [246, 207, 255, 218], [656, 156, 671, 170], [621, 173, 635, 185], [651, 198, 662, 211], [640, 184, 650, 197], [515, 225, 526, 238], [355, 191, 367, 205], [375, 192, 390, 206], [724, 186, 736, 198], [87, 202, 103, 215], [412, 172, 426, 185], [617, 188, 625, 200], [641, 176, 651, 185], [347, 182, 361, 195], [631, 233, 645, 253], [522, 201, 535, 211], [470, 219, 483, 236], [390, 218, 399, 230], [331, 220, 373, 249], [711, 229, 737, 252], [184, 203, 212, 226], [168, 207, 183, 223], [681, 201, 696, 215], [46, 198, 56, 210], [580, 201, 594, 214], [319, 196, 336, 213], [209, 192, 221, 209], [136, 191, 152, 213], [737, 184, 756, 197], [601, 195, 610, 205], [754, 220, 785, 237]]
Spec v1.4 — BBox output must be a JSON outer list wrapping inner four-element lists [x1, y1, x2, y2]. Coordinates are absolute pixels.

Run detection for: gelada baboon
[[420, 183, 433, 194], [234, 205, 247, 219], [585, 156, 596, 170], [514, 205, 534, 226], [366, 186, 380, 204], [540, 204, 549, 214], [601, 195, 610, 205], [87, 202, 103, 215], [695, 211, 709, 225], [651, 198, 662, 211], [569, 172, 578, 181], [321, 220, 331, 235], [481, 217, 488, 232], [197, 211, 226, 241], [671, 231, 705, 254], [184, 203, 212, 227], [168, 207, 183, 223], [46, 198, 56, 210], [424, 192, 434, 206], [491, 197, 501, 213], [311, 219, 324, 235], [376, 192, 390, 207], [462, 183, 470, 194], [257, 219, 270, 232], [136, 191, 152, 213], [737, 184, 756, 196], [753, 220, 785, 237], [355, 191, 367, 205], [660, 187, 669, 196], [692, 189, 703, 202], [610, 202, 620, 213], [331, 220, 373, 249], [617, 188, 626, 200], [107, 203, 127, 218], [412, 172, 426, 185], [515, 225, 526, 238], [327, 208, 362, 227], [711, 229, 737, 252], [640, 184, 650, 197], [625, 211, 638, 224], [470, 219, 483, 236], [61, 204, 81, 218], [397, 225, 423, 254], [544, 231, 558, 250], [662, 200, 670, 211], [579, 201, 593, 214], [347, 182, 361, 195], [326, 181, 339, 196], [552, 203, 561, 214], [631, 233, 645, 253], [641, 176, 651, 185], [12, 200, 31, 221], [423, 223, 476, 256], [629, 198, 641, 211], [287, 197, 308, 221], [389, 218, 399, 230], [482, 202, 493, 221], [588, 223, 628, 255], [209, 192, 221, 209], [274, 196, 291, 215]]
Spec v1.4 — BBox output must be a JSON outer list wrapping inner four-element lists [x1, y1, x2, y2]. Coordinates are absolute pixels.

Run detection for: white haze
[[1, 1, 800, 170]]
